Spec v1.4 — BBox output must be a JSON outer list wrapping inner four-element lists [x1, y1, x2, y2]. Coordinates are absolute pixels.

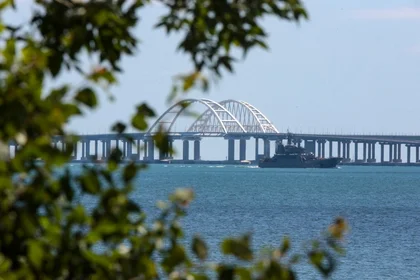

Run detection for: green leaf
[[88, 66, 116, 85], [79, 169, 101, 194], [81, 249, 112, 270], [122, 162, 137, 183], [188, 274, 209, 280], [68, 205, 87, 224], [235, 267, 251, 280], [280, 236, 290, 255], [137, 256, 158, 279], [48, 51, 64, 77], [3, 38, 15, 67], [131, 103, 156, 131], [0, 0, 14, 11], [308, 250, 336, 277], [74, 87, 98, 108], [217, 265, 235, 280], [161, 245, 187, 273], [111, 122, 126, 134], [182, 73, 197, 92], [153, 130, 170, 154], [192, 235, 208, 261], [46, 85, 69, 102], [28, 240, 44, 270], [221, 234, 253, 261], [0, 254, 11, 273], [131, 114, 148, 131], [107, 148, 123, 171]]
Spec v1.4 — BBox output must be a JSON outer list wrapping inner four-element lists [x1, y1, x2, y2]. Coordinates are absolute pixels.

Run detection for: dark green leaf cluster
[[0, 0, 348, 279]]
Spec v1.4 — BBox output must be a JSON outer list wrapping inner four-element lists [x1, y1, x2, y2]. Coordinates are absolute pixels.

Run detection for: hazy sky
[[6, 1, 420, 159], [69, 0, 420, 136]]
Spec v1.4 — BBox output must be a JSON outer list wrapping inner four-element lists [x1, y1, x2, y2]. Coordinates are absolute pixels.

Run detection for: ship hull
[[258, 157, 343, 168]]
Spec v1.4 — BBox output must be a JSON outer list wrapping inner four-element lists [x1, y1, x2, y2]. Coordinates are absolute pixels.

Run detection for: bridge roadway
[[6, 98, 420, 165], [6, 131, 420, 165]]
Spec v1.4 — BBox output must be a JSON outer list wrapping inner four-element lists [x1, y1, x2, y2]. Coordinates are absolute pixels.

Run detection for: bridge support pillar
[[369, 142, 376, 162], [321, 140, 326, 158], [367, 142, 372, 162], [80, 141, 85, 160], [398, 144, 402, 162], [87, 140, 91, 159], [169, 140, 174, 159], [183, 140, 189, 161], [342, 142, 347, 161], [406, 145, 411, 163], [94, 140, 98, 160], [416, 146, 420, 162], [346, 142, 351, 160], [392, 144, 397, 162], [337, 141, 341, 157], [393, 144, 397, 161], [147, 138, 154, 161], [81, 140, 90, 160], [122, 140, 127, 159], [106, 140, 111, 158], [143, 140, 148, 160], [255, 138, 259, 161], [380, 143, 385, 163], [101, 140, 106, 160], [125, 140, 133, 159], [194, 140, 200, 161], [354, 142, 358, 161], [228, 139, 235, 162], [362, 142, 367, 162], [263, 139, 270, 158], [393, 143, 402, 163], [73, 142, 78, 160], [136, 139, 141, 160], [128, 140, 134, 160], [239, 139, 246, 161], [317, 141, 321, 157], [389, 144, 393, 162], [329, 141, 333, 157]]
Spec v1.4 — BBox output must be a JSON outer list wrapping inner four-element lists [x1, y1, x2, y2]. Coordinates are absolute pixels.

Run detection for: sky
[[5, 1, 420, 160]]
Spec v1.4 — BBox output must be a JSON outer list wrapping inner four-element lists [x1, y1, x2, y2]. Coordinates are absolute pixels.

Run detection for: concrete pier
[[194, 139, 200, 160], [380, 143, 385, 163], [354, 142, 358, 161], [228, 139, 235, 162], [183, 140, 189, 160], [239, 139, 246, 161], [263, 138, 270, 158], [363, 142, 367, 162], [338, 141, 341, 157]]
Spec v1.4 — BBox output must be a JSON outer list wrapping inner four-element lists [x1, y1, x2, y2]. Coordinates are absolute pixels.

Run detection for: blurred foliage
[[0, 0, 348, 279]]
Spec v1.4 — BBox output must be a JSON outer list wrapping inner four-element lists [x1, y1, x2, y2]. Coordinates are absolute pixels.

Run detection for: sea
[[85, 164, 420, 279]]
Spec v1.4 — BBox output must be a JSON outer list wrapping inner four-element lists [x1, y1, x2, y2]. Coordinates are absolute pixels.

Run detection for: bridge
[[7, 98, 420, 165]]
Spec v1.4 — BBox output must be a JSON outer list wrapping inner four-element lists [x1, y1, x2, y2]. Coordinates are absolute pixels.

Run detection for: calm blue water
[[78, 164, 420, 279], [129, 165, 420, 279]]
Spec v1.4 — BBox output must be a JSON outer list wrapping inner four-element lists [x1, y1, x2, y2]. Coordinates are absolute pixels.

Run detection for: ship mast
[[286, 129, 293, 145]]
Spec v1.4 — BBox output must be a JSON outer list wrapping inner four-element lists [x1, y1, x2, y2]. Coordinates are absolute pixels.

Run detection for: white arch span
[[218, 99, 279, 133], [146, 98, 246, 135]]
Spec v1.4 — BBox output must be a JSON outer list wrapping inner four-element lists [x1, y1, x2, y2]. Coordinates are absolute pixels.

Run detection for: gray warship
[[258, 133, 343, 168]]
